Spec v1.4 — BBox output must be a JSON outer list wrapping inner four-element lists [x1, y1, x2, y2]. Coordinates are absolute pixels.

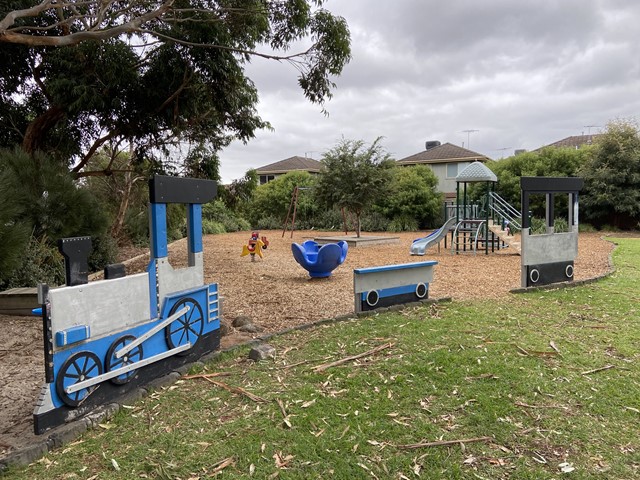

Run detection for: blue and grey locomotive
[[33, 175, 220, 434]]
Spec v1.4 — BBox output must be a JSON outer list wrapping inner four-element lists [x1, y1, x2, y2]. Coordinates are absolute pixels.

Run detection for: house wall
[[423, 162, 470, 194]]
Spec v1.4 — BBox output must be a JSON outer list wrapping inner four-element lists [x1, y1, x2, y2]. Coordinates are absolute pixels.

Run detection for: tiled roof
[[535, 134, 603, 151], [396, 142, 490, 165], [456, 161, 497, 183], [255, 156, 322, 174]]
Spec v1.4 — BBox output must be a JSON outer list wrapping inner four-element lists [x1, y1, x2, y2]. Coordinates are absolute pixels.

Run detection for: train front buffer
[[33, 176, 219, 434]]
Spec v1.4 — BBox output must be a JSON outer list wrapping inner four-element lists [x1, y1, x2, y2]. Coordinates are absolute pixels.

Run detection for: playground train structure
[[33, 175, 220, 434]]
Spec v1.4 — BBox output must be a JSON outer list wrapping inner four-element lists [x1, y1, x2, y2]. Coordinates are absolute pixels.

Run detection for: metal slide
[[410, 217, 458, 255]]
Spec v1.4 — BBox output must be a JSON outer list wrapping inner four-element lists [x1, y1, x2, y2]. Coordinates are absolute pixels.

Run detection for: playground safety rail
[[489, 192, 522, 231]]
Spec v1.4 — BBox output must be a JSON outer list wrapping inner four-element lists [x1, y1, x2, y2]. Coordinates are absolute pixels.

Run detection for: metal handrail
[[489, 192, 522, 230]]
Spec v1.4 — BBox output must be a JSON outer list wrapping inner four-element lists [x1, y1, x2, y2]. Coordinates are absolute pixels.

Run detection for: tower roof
[[456, 161, 497, 183]]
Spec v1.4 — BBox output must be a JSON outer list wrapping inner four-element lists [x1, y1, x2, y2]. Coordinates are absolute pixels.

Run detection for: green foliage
[[315, 138, 392, 236], [87, 234, 119, 273], [487, 147, 588, 209], [375, 165, 443, 229], [359, 211, 390, 232], [529, 217, 569, 234], [0, 2, 351, 175], [580, 119, 640, 228], [248, 171, 317, 227], [0, 235, 65, 289], [482, 147, 589, 223], [202, 200, 251, 232], [219, 169, 259, 212], [253, 215, 283, 230], [0, 148, 110, 285], [202, 220, 226, 235]]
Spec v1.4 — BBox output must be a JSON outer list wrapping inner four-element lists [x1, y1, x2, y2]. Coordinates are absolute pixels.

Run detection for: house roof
[[255, 156, 321, 175], [535, 134, 603, 151], [456, 161, 497, 183], [396, 142, 491, 165]]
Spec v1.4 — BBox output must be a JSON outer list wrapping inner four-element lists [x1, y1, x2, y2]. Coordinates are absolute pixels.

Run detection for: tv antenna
[[583, 125, 600, 136], [461, 130, 479, 149], [495, 147, 511, 159]]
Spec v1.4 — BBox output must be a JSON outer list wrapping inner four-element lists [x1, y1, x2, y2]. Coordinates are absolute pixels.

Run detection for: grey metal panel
[[354, 265, 435, 293], [157, 253, 204, 306], [48, 273, 151, 351], [521, 232, 578, 265]]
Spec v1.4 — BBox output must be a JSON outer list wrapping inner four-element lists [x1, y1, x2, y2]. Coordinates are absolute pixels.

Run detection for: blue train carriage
[[33, 175, 219, 434], [520, 177, 583, 288], [353, 261, 438, 313]]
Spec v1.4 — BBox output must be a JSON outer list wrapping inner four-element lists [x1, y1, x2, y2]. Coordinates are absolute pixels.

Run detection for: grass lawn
[[5, 238, 639, 479]]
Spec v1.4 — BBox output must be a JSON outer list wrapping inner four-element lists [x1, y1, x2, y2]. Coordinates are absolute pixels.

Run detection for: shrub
[[203, 200, 251, 232], [254, 215, 283, 230], [88, 234, 119, 272], [388, 215, 419, 232], [1, 236, 65, 289], [359, 211, 390, 232], [202, 220, 226, 235]]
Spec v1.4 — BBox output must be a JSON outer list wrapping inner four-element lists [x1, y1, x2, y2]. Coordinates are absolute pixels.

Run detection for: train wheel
[[105, 335, 143, 385], [56, 351, 103, 407], [165, 297, 204, 355]]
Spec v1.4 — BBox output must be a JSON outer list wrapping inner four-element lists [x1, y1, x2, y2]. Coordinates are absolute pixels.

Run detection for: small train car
[[353, 261, 438, 313], [33, 175, 219, 434]]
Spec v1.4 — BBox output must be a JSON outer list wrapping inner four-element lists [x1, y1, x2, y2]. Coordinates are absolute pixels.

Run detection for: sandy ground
[[0, 230, 616, 458]]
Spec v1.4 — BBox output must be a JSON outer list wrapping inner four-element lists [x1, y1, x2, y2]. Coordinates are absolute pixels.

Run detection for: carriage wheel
[[105, 335, 143, 385], [56, 351, 103, 407], [165, 297, 204, 355]]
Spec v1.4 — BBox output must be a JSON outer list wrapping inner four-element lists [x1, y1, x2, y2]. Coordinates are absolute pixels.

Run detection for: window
[[259, 175, 275, 185], [446, 162, 470, 179]]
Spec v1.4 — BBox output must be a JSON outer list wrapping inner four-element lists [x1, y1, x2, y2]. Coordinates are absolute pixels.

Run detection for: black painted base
[[34, 329, 220, 435], [359, 291, 428, 312], [526, 261, 574, 287]]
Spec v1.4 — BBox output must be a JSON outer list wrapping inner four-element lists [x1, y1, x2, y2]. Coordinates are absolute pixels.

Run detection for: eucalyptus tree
[[0, 1, 351, 177]]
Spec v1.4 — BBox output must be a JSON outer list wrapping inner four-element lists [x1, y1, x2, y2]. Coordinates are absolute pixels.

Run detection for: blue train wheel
[[105, 335, 143, 385], [165, 297, 204, 355], [56, 351, 103, 407]]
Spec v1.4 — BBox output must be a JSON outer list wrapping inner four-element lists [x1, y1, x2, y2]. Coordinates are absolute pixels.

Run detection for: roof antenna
[[461, 129, 479, 149]]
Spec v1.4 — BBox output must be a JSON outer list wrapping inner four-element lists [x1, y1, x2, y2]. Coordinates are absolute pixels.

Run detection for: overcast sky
[[218, 0, 640, 183]]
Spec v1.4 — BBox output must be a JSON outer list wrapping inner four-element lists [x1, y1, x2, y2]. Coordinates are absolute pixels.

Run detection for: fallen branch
[[182, 372, 233, 380], [514, 344, 529, 356], [202, 377, 267, 403], [311, 342, 395, 373], [393, 436, 492, 449], [582, 365, 615, 375]]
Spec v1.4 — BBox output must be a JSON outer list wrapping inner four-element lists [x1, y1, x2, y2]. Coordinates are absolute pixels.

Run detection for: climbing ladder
[[450, 219, 486, 255]]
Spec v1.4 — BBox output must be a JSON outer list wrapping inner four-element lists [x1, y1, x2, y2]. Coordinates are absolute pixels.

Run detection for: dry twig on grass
[[210, 457, 235, 475], [581, 364, 615, 375], [311, 342, 395, 373], [201, 377, 267, 403], [393, 436, 492, 449]]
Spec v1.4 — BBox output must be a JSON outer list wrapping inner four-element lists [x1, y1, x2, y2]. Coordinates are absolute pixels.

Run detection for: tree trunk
[[111, 171, 134, 239], [356, 213, 361, 238], [22, 105, 65, 153]]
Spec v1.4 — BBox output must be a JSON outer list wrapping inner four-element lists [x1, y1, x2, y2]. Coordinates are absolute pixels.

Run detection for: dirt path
[[0, 231, 616, 458]]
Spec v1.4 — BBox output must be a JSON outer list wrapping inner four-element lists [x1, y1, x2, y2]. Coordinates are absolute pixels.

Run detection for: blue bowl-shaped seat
[[291, 240, 348, 278]]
